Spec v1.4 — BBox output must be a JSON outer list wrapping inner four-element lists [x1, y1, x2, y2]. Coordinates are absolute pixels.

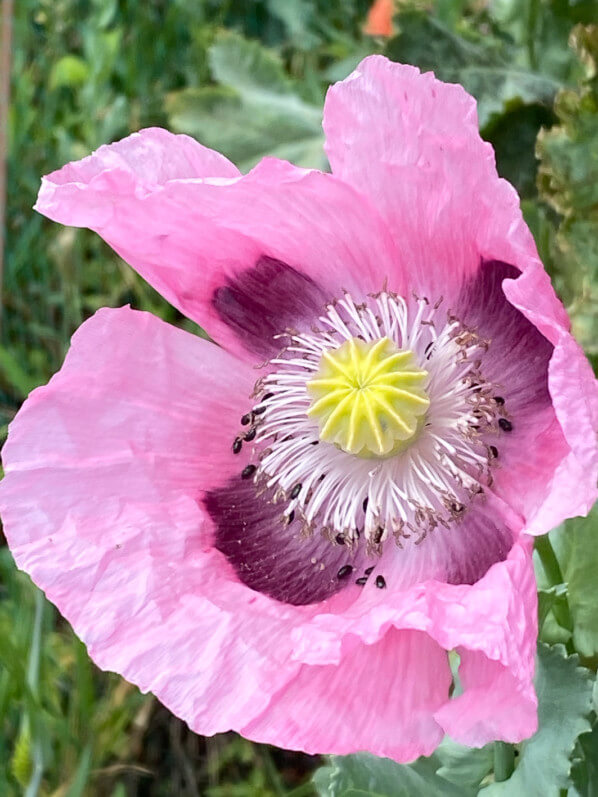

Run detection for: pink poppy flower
[[2, 56, 597, 762]]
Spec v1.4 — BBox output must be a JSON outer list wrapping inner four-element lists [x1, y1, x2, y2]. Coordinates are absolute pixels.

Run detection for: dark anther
[[498, 418, 513, 432], [253, 404, 267, 416], [362, 497, 369, 513], [241, 464, 256, 480], [364, 566, 374, 576], [310, 440, 319, 445], [290, 483, 302, 499], [335, 534, 345, 545], [425, 341, 433, 359], [232, 437, 243, 454], [287, 510, 295, 524], [262, 392, 274, 401], [337, 564, 354, 580], [494, 396, 505, 405], [241, 413, 251, 426], [375, 575, 387, 589], [451, 502, 465, 514], [356, 576, 368, 586], [373, 527, 384, 544], [490, 445, 499, 458], [244, 427, 257, 442]]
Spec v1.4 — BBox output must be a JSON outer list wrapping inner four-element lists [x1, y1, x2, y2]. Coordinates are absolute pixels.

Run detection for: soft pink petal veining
[[432, 541, 538, 745], [242, 629, 449, 761], [2, 306, 254, 490], [435, 652, 536, 746], [42, 126, 242, 188], [323, 57, 539, 301], [502, 273, 598, 531], [35, 130, 402, 361]]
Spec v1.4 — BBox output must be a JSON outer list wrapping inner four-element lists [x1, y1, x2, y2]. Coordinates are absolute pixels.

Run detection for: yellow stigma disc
[[306, 337, 430, 458]]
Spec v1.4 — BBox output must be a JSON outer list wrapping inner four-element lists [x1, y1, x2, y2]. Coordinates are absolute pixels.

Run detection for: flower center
[[231, 289, 513, 558], [306, 336, 430, 458]]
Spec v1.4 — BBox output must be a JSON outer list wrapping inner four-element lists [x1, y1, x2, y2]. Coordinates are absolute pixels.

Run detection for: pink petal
[[436, 653, 536, 746], [454, 260, 565, 530], [2, 306, 254, 492], [243, 629, 450, 761], [42, 126, 242, 187], [432, 541, 538, 745], [0, 308, 310, 730], [373, 491, 516, 592], [503, 273, 598, 532], [35, 129, 402, 361], [323, 57, 538, 301], [457, 263, 597, 534]]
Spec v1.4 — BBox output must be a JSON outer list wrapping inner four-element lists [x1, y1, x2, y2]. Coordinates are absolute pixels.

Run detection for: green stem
[[25, 589, 44, 797], [535, 535, 564, 587], [259, 747, 286, 797], [494, 741, 515, 783], [526, 0, 539, 70], [535, 535, 574, 633]]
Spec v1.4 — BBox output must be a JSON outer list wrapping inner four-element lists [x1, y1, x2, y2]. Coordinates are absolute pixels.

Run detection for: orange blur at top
[[364, 0, 394, 37]]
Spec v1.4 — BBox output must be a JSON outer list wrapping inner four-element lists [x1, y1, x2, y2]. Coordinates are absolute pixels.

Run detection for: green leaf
[[49, 55, 90, 90], [536, 24, 598, 357], [569, 722, 598, 797], [312, 752, 472, 796], [435, 738, 494, 790], [0, 345, 45, 398], [385, 10, 560, 129], [165, 84, 324, 171], [92, 0, 118, 30], [264, 0, 320, 49], [537, 583, 568, 633], [209, 30, 293, 95], [549, 506, 598, 658], [482, 644, 593, 796], [484, 104, 553, 198], [10, 723, 32, 788], [487, 0, 586, 84], [65, 744, 93, 797], [165, 31, 324, 171]]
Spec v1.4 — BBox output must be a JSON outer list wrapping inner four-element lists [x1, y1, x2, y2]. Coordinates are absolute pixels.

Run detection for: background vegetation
[[2, 0, 598, 794]]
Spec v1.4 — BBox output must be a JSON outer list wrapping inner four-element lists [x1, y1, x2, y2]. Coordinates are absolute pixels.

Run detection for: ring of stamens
[[232, 290, 513, 557]]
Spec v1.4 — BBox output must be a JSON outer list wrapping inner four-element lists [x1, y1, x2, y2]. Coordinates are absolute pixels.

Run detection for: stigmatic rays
[[231, 288, 515, 586]]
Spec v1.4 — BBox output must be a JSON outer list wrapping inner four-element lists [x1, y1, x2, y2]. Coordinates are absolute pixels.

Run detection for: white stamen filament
[[239, 290, 508, 550]]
